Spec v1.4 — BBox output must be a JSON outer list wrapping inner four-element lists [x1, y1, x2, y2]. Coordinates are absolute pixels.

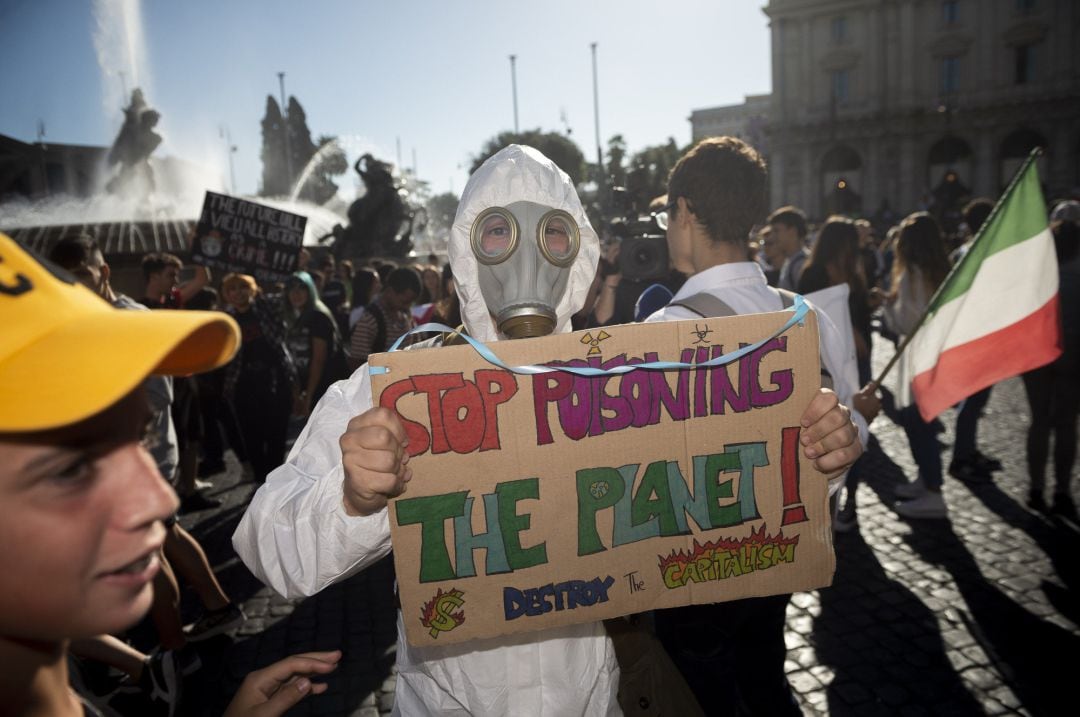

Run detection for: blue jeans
[[900, 404, 943, 490]]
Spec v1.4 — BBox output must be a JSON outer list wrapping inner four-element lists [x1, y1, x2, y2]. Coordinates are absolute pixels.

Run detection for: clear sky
[[0, 0, 772, 201]]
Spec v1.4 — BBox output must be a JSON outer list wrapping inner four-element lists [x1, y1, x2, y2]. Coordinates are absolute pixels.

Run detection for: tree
[[259, 96, 287, 196], [260, 96, 347, 201], [605, 134, 628, 187], [470, 130, 587, 187], [285, 97, 317, 187], [426, 191, 460, 245], [625, 137, 683, 214]]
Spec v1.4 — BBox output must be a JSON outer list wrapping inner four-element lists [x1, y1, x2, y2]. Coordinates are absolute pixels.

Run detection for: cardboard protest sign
[[369, 310, 835, 646], [191, 191, 306, 284]]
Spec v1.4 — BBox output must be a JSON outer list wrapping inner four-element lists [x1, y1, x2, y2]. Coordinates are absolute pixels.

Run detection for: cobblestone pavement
[[174, 341, 1079, 716]]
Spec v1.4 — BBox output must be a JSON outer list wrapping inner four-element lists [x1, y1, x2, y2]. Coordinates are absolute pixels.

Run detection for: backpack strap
[[668, 292, 737, 318], [670, 287, 796, 318], [670, 287, 832, 388], [774, 287, 797, 309]]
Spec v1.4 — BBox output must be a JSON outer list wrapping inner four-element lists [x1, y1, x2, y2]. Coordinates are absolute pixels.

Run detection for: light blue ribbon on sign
[[369, 294, 810, 377]]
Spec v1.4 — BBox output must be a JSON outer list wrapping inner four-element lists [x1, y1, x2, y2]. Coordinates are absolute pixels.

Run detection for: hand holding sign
[[341, 407, 413, 516], [798, 388, 861, 474]]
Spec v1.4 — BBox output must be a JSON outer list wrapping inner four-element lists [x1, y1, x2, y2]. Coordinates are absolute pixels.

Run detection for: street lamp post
[[509, 55, 519, 134], [278, 71, 293, 192], [220, 125, 237, 194]]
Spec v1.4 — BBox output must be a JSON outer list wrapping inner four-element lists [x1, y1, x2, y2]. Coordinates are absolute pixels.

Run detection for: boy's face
[[384, 287, 416, 313], [664, 200, 697, 276], [0, 390, 178, 642], [149, 265, 180, 294], [770, 222, 801, 255]]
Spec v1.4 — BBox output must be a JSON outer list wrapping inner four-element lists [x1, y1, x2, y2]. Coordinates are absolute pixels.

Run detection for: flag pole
[[871, 146, 1044, 387]]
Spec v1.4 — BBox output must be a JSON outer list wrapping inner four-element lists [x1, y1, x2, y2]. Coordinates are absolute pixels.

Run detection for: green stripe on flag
[[931, 161, 1047, 310]]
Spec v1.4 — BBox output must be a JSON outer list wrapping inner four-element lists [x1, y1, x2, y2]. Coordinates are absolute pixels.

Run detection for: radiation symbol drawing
[[580, 330, 612, 356]]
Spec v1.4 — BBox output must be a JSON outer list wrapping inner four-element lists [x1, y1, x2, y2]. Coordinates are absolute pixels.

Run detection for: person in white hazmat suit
[[233, 144, 863, 716], [234, 145, 621, 716]]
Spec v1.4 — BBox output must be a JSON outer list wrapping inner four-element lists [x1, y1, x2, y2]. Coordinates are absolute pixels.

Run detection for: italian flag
[[906, 156, 1061, 421]]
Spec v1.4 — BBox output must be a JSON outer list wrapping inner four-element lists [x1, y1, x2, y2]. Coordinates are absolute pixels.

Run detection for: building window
[[942, 1, 959, 24], [1015, 44, 1036, 84], [832, 69, 850, 104], [940, 57, 960, 94], [831, 16, 847, 43]]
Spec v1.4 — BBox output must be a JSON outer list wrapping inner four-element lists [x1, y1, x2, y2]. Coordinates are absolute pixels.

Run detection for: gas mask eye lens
[[471, 207, 519, 264], [537, 210, 580, 267]]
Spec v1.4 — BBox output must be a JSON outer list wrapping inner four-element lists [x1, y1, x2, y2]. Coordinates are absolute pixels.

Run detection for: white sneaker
[[895, 491, 948, 519], [894, 477, 927, 499]]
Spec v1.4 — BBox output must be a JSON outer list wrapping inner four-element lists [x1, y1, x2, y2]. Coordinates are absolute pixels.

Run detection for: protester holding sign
[[236, 146, 620, 715], [233, 144, 864, 716], [643, 137, 871, 716]]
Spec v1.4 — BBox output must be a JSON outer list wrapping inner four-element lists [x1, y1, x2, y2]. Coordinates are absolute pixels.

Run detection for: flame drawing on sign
[[656, 525, 802, 589], [420, 587, 466, 639]]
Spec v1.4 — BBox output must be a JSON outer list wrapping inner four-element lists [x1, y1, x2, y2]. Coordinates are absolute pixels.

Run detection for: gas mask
[[470, 200, 580, 339]]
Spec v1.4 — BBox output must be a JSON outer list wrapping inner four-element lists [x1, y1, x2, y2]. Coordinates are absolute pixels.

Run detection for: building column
[[802, 144, 816, 217], [770, 143, 785, 210], [1049, 122, 1074, 197], [865, 139, 881, 216], [899, 134, 918, 212], [975, 130, 996, 198]]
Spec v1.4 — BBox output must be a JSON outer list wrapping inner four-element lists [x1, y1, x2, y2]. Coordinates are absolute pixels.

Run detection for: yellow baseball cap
[[0, 232, 240, 432]]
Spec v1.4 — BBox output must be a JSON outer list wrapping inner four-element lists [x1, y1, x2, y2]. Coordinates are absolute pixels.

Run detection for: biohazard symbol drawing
[[420, 588, 466, 639], [580, 330, 612, 356]]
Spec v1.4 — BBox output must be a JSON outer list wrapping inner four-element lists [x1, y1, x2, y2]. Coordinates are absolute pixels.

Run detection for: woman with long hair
[[348, 267, 382, 330], [798, 216, 876, 531], [881, 212, 953, 519], [221, 273, 296, 483], [798, 216, 874, 382], [284, 272, 349, 416]]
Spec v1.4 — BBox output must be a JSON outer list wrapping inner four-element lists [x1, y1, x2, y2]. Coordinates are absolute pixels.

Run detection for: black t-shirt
[[234, 307, 280, 374], [287, 311, 335, 388]]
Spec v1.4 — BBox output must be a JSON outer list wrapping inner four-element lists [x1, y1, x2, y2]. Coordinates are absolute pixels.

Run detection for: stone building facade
[[692, 0, 1080, 221]]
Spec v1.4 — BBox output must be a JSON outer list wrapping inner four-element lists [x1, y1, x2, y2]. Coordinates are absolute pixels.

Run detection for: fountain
[[286, 136, 432, 261], [0, 0, 438, 272]]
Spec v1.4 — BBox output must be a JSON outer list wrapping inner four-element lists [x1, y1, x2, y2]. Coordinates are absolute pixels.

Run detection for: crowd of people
[[2, 134, 1076, 717], [582, 189, 1079, 528]]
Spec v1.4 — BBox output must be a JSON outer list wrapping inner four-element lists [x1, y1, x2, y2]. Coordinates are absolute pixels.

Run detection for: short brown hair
[[667, 137, 768, 248], [141, 252, 182, 280], [767, 205, 808, 239]]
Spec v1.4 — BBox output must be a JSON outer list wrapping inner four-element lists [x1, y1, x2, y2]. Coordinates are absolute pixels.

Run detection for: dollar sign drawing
[[428, 592, 465, 638]]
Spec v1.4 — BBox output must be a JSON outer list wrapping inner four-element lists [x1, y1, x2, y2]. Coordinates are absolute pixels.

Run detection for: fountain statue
[[105, 88, 162, 198], [322, 153, 419, 260]]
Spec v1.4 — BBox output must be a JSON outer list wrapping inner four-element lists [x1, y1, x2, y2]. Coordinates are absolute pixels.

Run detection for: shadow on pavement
[[903, 523, 1080, 716], [811, 437, 983, 713]]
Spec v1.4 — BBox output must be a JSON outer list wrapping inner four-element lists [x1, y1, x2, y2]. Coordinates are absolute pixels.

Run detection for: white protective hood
[[448, 145, 600, 343]]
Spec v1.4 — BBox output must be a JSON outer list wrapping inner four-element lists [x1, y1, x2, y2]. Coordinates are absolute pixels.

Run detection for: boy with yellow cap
[[0, 233, 340, 716]]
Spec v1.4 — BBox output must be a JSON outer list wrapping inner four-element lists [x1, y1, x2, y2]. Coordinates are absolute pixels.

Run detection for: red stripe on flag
[[912, 294, 1061, 422]]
